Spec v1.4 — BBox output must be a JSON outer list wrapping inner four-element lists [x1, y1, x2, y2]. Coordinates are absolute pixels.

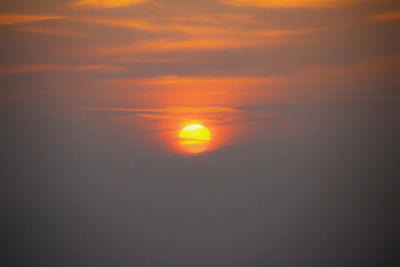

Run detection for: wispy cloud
[[0, 14, 62, 25], [71, 106, 243, 124], [70, 105, 275, 127], [1, 13, 321, 55], [117, 57, 179, 63], [76, 14, 264, 34], [326, 96, 400, 102], [103, 76, 285, 107], [371, 10, 400, 21], [79, 106, 240, 114], [61, 14, 322, 54], [220, 0, 357, 8], [107, 75, 282, 89], [0, 64, 126, 75], [71, 0, 151, 8], [14, 27, 91, 38], [76, 15, 319, 36], [74, 31, 311, 55]]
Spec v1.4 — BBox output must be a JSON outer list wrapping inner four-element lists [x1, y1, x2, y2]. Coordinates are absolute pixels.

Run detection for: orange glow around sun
[[179, 124, 211, 154]]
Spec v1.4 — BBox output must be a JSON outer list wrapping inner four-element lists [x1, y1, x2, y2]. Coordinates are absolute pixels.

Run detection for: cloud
[[76, 17, 164, 31], [77, 15, 319, 36], [76, 14, 264, 34], [3, 12, 321, 55], [170, 13, 262, 25], [71, 105, 275, 128], [371, 10, 400, 21], [14, 27, 91, 38], [0, 13, 319, 55], [0, 14, 62, 25], [70, 106, 243, 124], [102, 54, 400, 106], [108, 75, 282, 90], [79, 106, 240, 114], [102, 75, 285, 107], [135, 113, 216, 122], [71, 0, 150, 8], [74, 30, 313, 55], [220, 0, 358, 8], [326, 97, 400, 102], [117, 57, 179, 63], [0, 64, 126, 75], [59, 14, 322, 55]]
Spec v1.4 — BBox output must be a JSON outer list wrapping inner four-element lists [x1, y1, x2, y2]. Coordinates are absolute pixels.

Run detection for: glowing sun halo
[[179, 124, 211, 154]]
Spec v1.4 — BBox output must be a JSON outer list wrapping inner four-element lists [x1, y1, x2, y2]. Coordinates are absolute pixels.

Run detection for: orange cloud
[[221, 0, 358, 8], [0, 64, 126, 74], [104, 75, 285, 107], [117, 57, 179, 63], [135, 113, 220, 123], [72, 0, 150, 8], [80, 106, 240, 114], [106, 54, 400, 106], [37, 13, 321, 55], [76, 17, 164, 31], [77, 33, 308, 55], [77, 15, 318, 36], [75, 16, 230, 35], [73, 106, 244, 126], [0, 14, 62, 25], [73, 105, 275, 132], [169, 13, 261, 25], [58, 13, 322, 55], [371, 10, 400, 21], [109, 75, 281, 90]]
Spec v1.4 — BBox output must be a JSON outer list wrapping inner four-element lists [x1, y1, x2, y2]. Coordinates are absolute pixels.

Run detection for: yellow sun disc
[[179, 124, 211, 154]]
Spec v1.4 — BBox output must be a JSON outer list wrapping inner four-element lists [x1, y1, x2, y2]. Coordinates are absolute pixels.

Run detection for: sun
[[179, 124, 211, 154]]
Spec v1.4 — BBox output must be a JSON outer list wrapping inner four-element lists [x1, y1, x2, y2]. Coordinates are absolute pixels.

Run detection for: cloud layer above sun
[[1, 0, 399, 139]]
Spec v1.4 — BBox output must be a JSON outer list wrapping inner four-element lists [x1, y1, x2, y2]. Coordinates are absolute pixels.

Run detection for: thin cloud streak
[[326, 96, 400, 102], [75, 106, 241, 114], [1, 13, 323, 55], [117, 57, 179, 63], [371, 10, 400, 21], [74, 15, 321, 36], [0, 14, 62, 25], [71, 0, 151, 8], [14, 26, 91, 38], [75, 35, 308, 55], [59, 15, 322, 54], [106, 76, 283, 93], [135, 114, 219, 122], [71, 105, 276, 128], [221, 0, 360, 8], [0, 64, 126, 75], [71, 106, 243, 125]]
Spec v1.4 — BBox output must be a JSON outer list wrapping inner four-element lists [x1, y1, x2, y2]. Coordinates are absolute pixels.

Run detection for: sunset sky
[[1, 0, 400, 265]]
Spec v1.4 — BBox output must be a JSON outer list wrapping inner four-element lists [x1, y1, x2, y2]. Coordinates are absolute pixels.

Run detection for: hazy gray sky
[[1, 0, 400, 265]]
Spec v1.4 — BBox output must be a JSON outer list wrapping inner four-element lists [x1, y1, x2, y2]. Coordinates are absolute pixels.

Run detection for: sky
[[1, 0, 400, 265]]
